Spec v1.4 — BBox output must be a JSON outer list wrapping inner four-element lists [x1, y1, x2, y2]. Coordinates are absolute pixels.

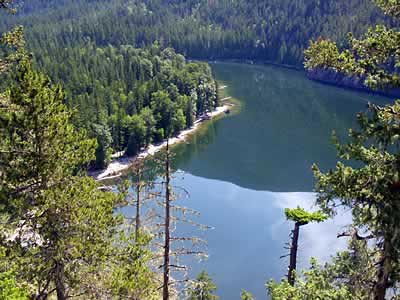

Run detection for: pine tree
[[304, 1, 400, 298], [0, 38, 156, 299], [188, 271, 219, 300], [240, 290, 255, 300], [157, 141, 208, 299]]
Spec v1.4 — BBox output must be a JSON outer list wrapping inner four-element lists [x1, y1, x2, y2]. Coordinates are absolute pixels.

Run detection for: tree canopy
[[0, 29, 158, 298], [284, 207, 327, 225]]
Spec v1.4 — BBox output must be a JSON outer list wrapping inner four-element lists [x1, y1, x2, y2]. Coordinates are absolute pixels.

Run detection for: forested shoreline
[[42, 44, 218, 169], [1, 0, 397, 168], [1, 41, 219, 169]]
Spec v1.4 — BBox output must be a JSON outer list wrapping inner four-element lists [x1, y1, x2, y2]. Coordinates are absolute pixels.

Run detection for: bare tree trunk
[[288, 222, 300, 286], [35, 291, 48, 300], [135, 166, 141, 241], [55, 261, 66, 300], [374, 238, 392, 300], [163, 140, 171, 300]]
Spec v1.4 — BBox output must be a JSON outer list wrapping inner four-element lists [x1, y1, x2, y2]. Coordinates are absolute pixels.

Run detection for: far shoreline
[[197, 59, 397, 99], [89, 98, 235, 182]]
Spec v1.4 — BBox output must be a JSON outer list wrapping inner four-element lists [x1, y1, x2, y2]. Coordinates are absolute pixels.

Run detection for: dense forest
[[0, 0, 392, 66], [1, 44, 218, 169], [37, 43, 217, 168]]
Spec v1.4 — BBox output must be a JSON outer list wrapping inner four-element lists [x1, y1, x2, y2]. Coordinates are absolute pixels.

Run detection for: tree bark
[[288, 222, 300, 286], [55, 261, 66, 300], [163, 141, 171, 300], [135, 166, 141, 241], [374, 238, 392, 300]]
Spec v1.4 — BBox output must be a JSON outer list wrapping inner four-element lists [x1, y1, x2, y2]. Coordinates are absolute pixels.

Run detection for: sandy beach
[[90, 104, 232, 181]]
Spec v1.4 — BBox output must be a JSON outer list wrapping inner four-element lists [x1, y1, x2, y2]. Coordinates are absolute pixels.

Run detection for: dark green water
[[175, 62, 390, 192], [123, 63, 392, 299]]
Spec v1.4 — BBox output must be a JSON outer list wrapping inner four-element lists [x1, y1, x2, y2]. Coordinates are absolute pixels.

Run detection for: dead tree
[[287, 220, 302, 286], [282, 207, 327, 285], [122, 159, 158, 240], [163, 140, 172, 300], [131, 159, 146, 240], [156, 140, 209, 300]]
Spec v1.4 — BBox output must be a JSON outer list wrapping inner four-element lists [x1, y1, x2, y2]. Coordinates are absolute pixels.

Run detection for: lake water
[[121, 63, 392, 299]]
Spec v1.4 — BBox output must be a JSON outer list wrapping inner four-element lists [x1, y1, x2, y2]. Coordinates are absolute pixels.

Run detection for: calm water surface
[[122, 63, 392, 299]]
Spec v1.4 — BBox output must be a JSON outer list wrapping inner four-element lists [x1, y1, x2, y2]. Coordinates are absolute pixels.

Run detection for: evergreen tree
[[267, 258, 355, 300], [269, 2, 400, 298], [188, 271, 219, 300], [0, 37, 156, 299], [313, 102, 400, 300], [240, 289, 255, 300], [305, 1, 400, 298], [92, 123, 113, 169]]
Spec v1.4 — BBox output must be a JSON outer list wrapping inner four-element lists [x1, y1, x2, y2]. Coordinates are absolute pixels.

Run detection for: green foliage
[[240, 289, 255, 300], [304, 39, 341, 71], [0, 48, 157, 298], [124, 114, 146, 156], [375, 0, 400, 17], [24, 44, 216, 167], [305, 1, 400, 297], [305, 1, 400, 90], [1, 0, 387, 169], [0, 58, 95, 216], [0, 55, 110, 298], [0, 0, 390, 66], [188, 270, 219, 300], [268, 235, 378, 299], [329, 234, 377, 299], [0, 25, 25, 74], [92, 122, 113, 169], [284, 207, 327, 225], [108, 232, 158, 300], [267, 258, 354, 300], [0, 272, 27, 300], [269, 229, 377, 299], [312, 101, 400, 296], [0, 4, 27, 299], [0, 246, 27, 300], [0, 0, 16, 14]]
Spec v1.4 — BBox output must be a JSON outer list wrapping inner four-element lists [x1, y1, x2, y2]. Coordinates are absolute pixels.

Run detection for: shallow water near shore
[[119, 62, 392, 299]]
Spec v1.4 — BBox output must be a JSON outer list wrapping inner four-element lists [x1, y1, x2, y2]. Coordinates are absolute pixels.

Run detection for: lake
[[120, 62, 391, 299]]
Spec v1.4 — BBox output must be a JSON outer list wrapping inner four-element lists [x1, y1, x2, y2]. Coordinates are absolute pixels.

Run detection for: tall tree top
[[375, 0, 400, 17], [284, 207, 327, 225], [0, 0, 17, 13]]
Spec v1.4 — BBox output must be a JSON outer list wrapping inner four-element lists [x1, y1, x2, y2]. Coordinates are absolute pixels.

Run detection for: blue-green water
[[123, 63, 392, 299]]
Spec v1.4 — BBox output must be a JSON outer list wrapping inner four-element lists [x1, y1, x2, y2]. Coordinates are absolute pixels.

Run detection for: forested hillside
[[0, 0, 392, 167], [41, 44, 217, 169], [0, 0, 392, 66]]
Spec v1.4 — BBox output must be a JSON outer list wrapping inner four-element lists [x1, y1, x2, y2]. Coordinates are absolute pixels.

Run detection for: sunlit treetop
[[0, 0, 17, 13], [375, 0, 400, 17], [284, 207, 328, 225]]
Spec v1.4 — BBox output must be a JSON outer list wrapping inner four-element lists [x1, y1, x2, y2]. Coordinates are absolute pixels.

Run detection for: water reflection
[[173, 173, 350, 300], [173, 63, 391, 192]]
